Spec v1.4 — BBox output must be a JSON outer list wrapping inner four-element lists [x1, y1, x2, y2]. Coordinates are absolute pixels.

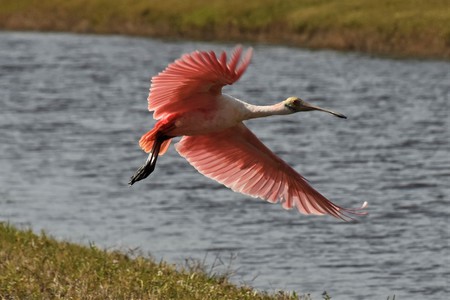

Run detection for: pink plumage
[[148, 46, 253, 120], [130, 45, 368, 220]]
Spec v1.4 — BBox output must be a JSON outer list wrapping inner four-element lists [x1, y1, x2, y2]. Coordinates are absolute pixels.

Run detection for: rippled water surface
[[0, 32, 449, 299]]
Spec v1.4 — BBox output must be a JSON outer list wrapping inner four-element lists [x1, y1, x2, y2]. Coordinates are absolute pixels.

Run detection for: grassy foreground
[[0, 0, 449, 59], [0, 223, 305, 299]]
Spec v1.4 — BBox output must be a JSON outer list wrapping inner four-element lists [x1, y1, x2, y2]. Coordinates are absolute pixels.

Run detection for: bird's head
[[283, 96, 347, 119]]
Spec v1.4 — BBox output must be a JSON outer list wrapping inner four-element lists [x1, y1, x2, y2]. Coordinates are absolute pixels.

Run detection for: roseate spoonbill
[[129, 46, 367, 220]]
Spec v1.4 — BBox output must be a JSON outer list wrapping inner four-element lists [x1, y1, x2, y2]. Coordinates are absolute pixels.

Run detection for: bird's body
[[170, 94, 248, 136], [130, 46, 367, 220], [161, 94, 289, 137]]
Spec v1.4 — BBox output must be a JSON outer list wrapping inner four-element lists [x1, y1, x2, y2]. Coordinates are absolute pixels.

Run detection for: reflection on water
[[0, 32, 449, 299]]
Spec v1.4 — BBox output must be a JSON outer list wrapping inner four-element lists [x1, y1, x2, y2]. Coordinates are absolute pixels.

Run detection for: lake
[[0, 31, 448, 299]]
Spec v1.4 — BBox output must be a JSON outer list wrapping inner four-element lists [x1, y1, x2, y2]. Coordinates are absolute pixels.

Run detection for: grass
[[0, 0, 448, 59], [0, 222, 313, 299]]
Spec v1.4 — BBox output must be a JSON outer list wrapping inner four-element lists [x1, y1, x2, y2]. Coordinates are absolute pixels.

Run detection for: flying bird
[[130, 46, 367, 220]]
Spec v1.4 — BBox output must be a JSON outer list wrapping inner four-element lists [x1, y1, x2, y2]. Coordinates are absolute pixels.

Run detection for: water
[[0, 31, 449, 299]]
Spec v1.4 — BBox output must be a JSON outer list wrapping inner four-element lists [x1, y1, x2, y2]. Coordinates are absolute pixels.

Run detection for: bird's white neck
[[243, 102, 291, 120]]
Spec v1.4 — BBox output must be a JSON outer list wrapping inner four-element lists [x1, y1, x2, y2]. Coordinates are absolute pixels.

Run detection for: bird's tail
[[129, 133, 171, 185], [139, 127, 172, 155], [130, 116, 177, 185]]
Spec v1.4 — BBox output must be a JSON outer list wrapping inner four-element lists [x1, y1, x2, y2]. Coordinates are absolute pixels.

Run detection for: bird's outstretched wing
[[175, 123, 367, 220], [148, 46, 253, 120]]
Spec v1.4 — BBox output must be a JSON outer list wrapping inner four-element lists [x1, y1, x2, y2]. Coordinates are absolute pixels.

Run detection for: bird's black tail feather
[[129, 135, 169, 185]]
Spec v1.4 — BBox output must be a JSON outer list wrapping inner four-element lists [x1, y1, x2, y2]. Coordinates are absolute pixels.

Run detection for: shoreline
[[0, 223, 302, 299], [0, 0, 448, 60]]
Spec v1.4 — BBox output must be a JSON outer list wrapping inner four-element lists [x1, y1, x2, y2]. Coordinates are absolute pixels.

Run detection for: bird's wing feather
[[175, 123, 367, 220], [149, 46, 253, 120]]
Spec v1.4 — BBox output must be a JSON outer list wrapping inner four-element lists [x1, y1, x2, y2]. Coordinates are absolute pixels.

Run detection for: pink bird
[[130, 46, 367, 220]]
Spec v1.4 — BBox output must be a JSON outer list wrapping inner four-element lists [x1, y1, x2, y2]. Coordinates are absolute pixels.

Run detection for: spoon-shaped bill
[[302, 101, 347, 119]]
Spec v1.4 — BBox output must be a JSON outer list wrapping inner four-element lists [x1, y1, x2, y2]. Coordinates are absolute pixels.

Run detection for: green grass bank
[[0, 0, 449, 59], [0, 223, 308, 299]]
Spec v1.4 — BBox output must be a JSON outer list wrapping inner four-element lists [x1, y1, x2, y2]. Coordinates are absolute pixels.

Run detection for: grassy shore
[[0, 0, 448, 59], [0, 223, 309, 299]]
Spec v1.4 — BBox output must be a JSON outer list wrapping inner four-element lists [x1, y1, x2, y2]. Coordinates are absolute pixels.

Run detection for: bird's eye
[[292, 99, 300, 106]]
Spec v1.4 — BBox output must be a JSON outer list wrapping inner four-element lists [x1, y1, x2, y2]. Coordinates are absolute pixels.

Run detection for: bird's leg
[[129, 134, 171, 185]]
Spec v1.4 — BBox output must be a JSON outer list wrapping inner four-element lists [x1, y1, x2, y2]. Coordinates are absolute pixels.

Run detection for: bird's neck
[[243, 102, 291, 120]]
